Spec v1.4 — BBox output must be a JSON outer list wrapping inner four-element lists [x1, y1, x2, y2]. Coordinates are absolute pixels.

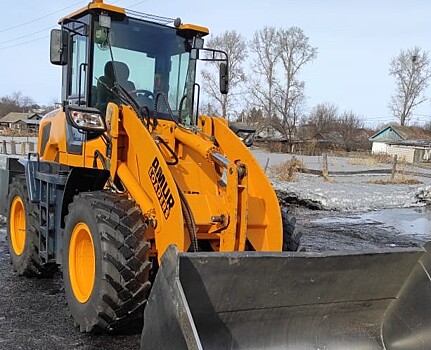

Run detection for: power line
[[0, 0, 152, 51], [0, 26, 54, 45], [127, 0, 151, 7], [0, 36, 48, 51], [0, 1, 83, 34], [111, 0, 147, 7], [412, 113, 431, 118], [0, 0, 129, 47]]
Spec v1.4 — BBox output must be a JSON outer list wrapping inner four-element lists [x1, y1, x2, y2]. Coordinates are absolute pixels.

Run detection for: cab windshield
[[92, 16, 195, 123]]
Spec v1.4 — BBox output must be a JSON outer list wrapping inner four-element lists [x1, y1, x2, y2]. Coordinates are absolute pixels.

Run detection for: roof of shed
[[0, 112, 32, 123], [369, 125, 430, 142]]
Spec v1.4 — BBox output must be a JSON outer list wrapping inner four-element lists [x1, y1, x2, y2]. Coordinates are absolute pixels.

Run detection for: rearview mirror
[[50, 29, 69, 66], [219, 63, 229, 94]]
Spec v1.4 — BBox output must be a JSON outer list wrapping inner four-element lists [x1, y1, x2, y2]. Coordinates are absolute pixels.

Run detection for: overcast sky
[[0, 0, 430, 127]]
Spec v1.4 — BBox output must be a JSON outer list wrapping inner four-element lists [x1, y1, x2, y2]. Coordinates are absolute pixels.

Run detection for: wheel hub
[[10, 196, 26, 256], [69, 222, 96, 303]]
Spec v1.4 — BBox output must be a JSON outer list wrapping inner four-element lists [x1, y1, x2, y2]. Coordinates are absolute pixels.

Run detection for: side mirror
[[219, 62, 229, 94], [65, 105, 106, 134], [50, 29, 69, 66]]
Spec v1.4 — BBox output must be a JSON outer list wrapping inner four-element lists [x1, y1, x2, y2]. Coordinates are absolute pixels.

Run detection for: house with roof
[[0, 112, 43, 133], [369, 125, 429, 153], [369, 125, 431, 163], [294, 125, 371, 153]]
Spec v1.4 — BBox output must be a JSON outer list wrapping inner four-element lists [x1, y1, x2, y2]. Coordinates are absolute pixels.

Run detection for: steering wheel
[[134, 89, 155, 110], [134, 89, 154, 100]]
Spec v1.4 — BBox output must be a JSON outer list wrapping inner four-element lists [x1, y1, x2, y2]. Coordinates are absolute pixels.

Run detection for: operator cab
[[50, 1, 227, 127]]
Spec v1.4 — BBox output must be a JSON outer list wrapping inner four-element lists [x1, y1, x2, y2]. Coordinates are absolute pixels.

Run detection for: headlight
[[71, 110, 104, 130], [65, 106, 106, 133]]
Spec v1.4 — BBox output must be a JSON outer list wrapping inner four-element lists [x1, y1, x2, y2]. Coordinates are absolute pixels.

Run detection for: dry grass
[[368, 177, 422, 185], [368, 154, 422, 185], [348, 153, 393, 166], [269, 158, 305, 182], [322, 171, 334, 183], [0, 130, 38, 137]]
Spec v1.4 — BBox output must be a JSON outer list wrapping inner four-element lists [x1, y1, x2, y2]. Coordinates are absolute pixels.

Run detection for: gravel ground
[[0, 228, 140, 350]]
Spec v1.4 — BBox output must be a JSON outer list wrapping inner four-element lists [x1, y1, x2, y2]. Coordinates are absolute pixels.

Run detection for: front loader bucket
[[141, 244, 431, 350]]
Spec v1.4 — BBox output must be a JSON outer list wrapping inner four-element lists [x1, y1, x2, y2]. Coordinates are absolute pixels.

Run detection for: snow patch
[[272, 173, 431, 212]]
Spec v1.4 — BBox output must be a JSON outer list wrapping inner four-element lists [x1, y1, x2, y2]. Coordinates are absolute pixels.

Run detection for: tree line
[[1, 30, 430, 143], [200, 26, 431, 145], [0, 91, 55, 118]]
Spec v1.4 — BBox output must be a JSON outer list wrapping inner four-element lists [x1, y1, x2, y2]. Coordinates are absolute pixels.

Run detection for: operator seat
[[97, 61, 136, 115]]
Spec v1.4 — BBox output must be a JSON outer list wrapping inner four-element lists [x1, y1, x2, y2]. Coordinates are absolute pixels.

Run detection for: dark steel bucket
[[141, 243, 431, 349]]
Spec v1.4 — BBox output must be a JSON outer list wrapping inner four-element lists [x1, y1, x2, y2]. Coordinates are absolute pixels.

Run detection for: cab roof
[[60, 0, 125, 23], [60, 0, 209, 37]]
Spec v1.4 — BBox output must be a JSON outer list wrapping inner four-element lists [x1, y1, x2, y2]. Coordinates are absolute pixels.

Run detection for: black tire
[[282, 208, 302, 251], [62, 191, 151, 333], [6, 175, 57, 276]]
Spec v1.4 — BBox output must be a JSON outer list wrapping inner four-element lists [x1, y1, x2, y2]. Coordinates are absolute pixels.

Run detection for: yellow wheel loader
[[1, 1, 431, 348]]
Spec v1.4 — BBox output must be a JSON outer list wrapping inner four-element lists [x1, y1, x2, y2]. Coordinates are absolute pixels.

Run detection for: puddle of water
[[309, 207, 431, 238], [362, 207, 431, 237], [311, 216, 377, 226]]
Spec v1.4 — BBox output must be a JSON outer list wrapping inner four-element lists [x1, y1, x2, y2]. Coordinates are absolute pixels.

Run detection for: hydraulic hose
[[176, 183, 198, 252]]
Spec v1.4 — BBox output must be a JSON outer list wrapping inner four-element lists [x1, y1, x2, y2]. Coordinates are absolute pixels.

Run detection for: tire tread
[[7, 175, 56, 277], [64, 190, 151, 332]]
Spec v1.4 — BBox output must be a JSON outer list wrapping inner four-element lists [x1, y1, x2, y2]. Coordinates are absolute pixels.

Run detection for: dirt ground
[[0, 228, 140, 350], [295, 207, 429, 252], [0, 205, 429, 349]]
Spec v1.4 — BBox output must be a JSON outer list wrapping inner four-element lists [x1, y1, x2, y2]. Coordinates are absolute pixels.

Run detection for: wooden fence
[[0, 137, 38, 156]]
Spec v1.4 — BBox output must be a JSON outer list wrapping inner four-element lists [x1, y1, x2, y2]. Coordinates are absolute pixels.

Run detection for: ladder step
[[38, 178, 57, 264], [39, 250, 47, 260]]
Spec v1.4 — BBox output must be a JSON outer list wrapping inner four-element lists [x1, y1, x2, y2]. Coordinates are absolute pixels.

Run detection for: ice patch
[[272, 175, 429, 211]]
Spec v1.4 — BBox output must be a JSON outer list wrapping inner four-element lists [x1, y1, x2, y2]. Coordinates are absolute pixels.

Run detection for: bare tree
[[201, 30, 248, 119], [200, 102, 218, 116], [0, 91, 37, 117], [249, 26, 280, 120], [422, 120, 431, 137], [272, 27, 317, 147], [389, 47, 431, 126], [305, 102, 339, 134], [336, 110, 364, 150]]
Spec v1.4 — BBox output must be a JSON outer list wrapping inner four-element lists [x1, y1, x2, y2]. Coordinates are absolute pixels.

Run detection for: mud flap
[[141, 245, 428, 350]]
